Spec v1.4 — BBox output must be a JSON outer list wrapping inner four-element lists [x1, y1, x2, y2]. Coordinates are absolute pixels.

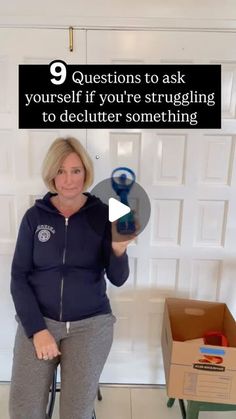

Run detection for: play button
[[89, 171, 151, 242], [108, 198, 131, 222]]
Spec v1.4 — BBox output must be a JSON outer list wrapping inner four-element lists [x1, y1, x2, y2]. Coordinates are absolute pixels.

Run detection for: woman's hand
[[33, 329, 61, 360], [111, 219, 138, 257]]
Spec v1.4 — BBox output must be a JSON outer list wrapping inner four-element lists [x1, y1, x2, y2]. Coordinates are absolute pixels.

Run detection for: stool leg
[[178, 400, 186, 419], [97, 386, 102, 401], [46, 369, 99, 419], [46, 368, 57, 419], [186, 401, 199, 419], [167, 398, 175, 407]]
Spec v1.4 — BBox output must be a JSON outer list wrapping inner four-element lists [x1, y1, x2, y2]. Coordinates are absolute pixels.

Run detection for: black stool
[[167, 397, 236, 419], [167, 398, 186, 418], [46, 367, 101, 419]]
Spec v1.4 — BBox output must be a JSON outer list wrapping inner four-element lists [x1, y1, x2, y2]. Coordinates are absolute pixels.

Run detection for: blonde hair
[[42, 137, 94, 193]]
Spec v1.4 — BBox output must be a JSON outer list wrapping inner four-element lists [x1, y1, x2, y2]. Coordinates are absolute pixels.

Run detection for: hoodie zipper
[[59, 217, 69, 321]]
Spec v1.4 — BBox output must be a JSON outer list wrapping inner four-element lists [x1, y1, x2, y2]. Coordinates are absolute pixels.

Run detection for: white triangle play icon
[[108, 198, 131, 222]]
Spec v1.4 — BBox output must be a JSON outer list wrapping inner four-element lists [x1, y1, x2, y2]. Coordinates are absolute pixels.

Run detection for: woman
[[9, 137, 131, 419]]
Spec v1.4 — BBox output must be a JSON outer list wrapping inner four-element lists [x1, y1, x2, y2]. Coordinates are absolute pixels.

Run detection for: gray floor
[[1, 384, 236, 418]]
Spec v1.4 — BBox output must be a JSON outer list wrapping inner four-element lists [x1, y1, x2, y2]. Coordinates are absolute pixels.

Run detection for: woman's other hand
[[33, 329, 61, 360], [111, 219, 138, 257]]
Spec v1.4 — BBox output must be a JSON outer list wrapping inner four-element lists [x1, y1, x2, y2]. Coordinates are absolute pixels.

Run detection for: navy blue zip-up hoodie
[[11, 192, 129, 338]]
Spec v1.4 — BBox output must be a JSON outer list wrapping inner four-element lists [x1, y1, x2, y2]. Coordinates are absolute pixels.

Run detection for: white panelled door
[[1, 27, 236, 385], [86, 30, 236, 384], [0, 28, 87, 380]]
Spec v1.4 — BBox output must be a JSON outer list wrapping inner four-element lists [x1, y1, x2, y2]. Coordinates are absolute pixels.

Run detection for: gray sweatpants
[[9, 313, 115, 419]]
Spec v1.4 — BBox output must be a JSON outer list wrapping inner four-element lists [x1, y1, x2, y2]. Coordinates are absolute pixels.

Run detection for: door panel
[[86, 30, 236, 383]]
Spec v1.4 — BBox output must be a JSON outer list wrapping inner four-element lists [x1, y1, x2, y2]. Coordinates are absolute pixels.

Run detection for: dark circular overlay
[[89, 177, 151, 242]]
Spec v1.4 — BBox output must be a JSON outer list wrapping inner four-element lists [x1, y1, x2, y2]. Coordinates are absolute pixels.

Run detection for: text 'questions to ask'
[[18, 61, 221, 129]]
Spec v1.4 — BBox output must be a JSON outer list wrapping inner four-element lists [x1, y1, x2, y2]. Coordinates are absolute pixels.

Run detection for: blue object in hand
[[111, 167, 136, 234]]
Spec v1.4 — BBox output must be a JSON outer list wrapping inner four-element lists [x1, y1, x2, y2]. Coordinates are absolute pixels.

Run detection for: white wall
[[0, 0, 236, 28], [0, 0, 235, 19]]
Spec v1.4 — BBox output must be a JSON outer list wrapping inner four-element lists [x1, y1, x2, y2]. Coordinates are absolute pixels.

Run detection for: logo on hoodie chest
[[36, 225, 56, 242]]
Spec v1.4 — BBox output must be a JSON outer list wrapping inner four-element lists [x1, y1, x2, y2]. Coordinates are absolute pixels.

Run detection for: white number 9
[[50, 61, 66, 85]]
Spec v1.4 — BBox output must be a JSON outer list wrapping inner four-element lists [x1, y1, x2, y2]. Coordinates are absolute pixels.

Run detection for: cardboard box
[[161, 298, 236, 404]]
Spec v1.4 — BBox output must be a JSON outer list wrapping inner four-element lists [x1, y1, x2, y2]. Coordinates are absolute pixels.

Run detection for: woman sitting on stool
[[9, 137, 133, 419]]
